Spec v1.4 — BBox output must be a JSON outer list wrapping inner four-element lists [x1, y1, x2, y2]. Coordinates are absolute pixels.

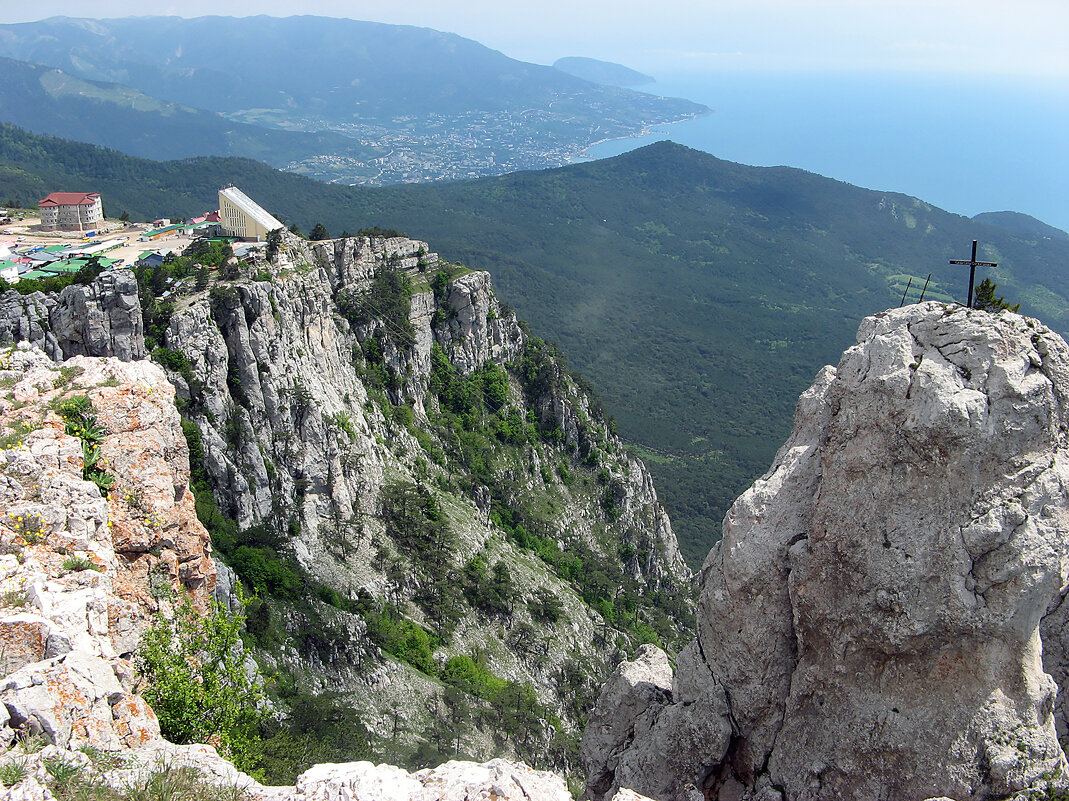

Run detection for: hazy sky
[[3, 0, 1067, 78]]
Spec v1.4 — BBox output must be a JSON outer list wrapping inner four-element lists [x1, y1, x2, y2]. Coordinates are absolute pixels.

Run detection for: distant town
[[273, 109, 658, 185]]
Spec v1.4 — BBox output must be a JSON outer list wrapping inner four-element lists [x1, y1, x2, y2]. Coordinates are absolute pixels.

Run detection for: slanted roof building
[[218, 187, 283, 242], [38, 192, 103, 232]]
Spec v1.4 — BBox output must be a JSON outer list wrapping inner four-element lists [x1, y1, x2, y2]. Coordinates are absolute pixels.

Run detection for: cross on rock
[[950, 240, 997, 308]]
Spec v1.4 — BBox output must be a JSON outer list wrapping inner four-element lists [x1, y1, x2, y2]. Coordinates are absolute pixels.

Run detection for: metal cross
[[949, 240, 997, 308]]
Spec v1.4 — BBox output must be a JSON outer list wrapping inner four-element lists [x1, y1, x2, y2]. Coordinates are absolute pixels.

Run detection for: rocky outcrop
[[279, 758, 572, 801], [584, 303, 1069, 801], [0, 231, 690, 774], [0, 270, 145, 362], [162, 233, 689, 704], [0, 343, 213, 751], [0, 750, 572, 801]]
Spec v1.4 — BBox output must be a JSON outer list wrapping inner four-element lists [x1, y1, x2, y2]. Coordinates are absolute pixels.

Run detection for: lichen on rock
[[0, 342, 213, 752]]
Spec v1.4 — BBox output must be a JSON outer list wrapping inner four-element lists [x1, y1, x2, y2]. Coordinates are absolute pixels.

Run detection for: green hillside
[[0, 57, 385, 173], [553, 57, 654, 87], [4, 125, 1067, 566]]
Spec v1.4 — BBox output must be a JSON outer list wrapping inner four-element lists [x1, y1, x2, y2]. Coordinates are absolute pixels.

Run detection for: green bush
[[462, 556, 515, 616], [440, 655, 506, 700], [336, 268, 415, 349], [137, 596, 265, 771], [184, 238, 233, 268], [229, 545, 302, 599], [365, 610, 439, 675]]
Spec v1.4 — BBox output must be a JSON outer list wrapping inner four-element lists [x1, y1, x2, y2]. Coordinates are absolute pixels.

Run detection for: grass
[[1, 589, 27, 608], [119, 765, 250, 801], [62, 555, 102, 573], [0, 758, 28, 787], [15, 731, 48, 754], [0, 420, 40, 450], [5, 754, 252, 801]]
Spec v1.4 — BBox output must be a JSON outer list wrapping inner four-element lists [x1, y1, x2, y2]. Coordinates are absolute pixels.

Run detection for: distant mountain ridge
[[0, 15, 707, 183], [553, 57, 654, 87], [3, 125, 1067, 566], [0, 16, 699, 119], [972, 210, 1069, 241]]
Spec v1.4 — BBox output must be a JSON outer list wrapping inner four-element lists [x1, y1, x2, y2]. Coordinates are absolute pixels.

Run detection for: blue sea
[[585, 72, 1069, 234]]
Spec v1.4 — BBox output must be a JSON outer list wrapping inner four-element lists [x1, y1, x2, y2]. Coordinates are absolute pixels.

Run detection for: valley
[[2, 126, 1068, 565]]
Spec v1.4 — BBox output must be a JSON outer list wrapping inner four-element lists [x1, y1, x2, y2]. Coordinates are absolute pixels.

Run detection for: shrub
[[364, 610, 438, 675], [440, 654, 506, 700], [228, 545, 302, 599], [136, 595, 265, 771]]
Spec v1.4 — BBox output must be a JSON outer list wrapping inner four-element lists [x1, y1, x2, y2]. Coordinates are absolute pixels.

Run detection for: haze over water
[[585, 71, 1069, 234]]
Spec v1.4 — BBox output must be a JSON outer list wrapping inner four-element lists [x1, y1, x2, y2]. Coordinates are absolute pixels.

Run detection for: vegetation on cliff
[[131, 235, 690, 784]]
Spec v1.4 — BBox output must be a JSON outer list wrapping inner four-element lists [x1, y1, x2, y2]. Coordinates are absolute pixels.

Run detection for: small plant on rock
[[62, 555, 102, 573], [44, 756, 84, 792], [15, 730, 47, 754], [1, 589, 27, 608], [9, 512, 46, 544], [55, 394, 115, 493], [0, 758, 28, 787]]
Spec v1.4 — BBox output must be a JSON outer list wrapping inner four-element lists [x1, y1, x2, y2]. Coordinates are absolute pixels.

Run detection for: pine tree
[[973, 278, 1020, 313]]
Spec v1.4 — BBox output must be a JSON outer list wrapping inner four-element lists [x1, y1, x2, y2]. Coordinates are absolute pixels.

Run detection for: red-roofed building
[[38, 192, 103, 232]]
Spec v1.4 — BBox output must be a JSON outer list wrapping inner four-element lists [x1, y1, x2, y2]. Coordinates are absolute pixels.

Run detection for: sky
[[3, 0, 1068, 78]]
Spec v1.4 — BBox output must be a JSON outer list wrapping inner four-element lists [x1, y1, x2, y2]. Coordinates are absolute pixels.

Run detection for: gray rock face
[[581, 645, 730, 801], [157, 233, 690, 757], [585, 303, 1069, 801], [0, 270, 145, 361]]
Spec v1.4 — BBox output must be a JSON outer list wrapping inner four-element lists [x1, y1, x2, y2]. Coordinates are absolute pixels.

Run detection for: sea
[[583, 71, 1069, 234]]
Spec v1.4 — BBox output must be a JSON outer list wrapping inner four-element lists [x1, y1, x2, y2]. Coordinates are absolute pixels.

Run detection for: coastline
[[574, 107, 711, 163]]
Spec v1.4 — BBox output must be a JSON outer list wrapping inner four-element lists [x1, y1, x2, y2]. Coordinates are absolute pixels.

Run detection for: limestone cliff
[[0, 271, 145, 362], [583, 303, 1069, 801], [0, 231, 690, 777], [149, 232, 690, 771], [0, 342, 585, 801]]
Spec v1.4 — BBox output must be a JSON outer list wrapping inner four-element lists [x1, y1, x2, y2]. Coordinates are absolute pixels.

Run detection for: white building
[[38, 192, 104, 232], [218, 187, 283, 241]]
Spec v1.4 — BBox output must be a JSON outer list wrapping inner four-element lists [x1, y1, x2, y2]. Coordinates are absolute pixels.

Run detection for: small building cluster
[[0, 238, 125, 283], [0, 185, 285, 286]]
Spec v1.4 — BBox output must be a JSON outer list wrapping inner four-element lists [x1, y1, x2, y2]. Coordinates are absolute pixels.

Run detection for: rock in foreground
[[583, 303, 1069, 801]]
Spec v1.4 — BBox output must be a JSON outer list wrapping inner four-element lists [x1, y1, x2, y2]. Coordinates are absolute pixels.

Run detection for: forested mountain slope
[[0, 56, 385, 172], [3, 126, 1067, 565]]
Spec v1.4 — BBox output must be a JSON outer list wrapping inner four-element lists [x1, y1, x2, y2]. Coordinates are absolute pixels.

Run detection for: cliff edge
[[583, 302, 1069, 801]]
